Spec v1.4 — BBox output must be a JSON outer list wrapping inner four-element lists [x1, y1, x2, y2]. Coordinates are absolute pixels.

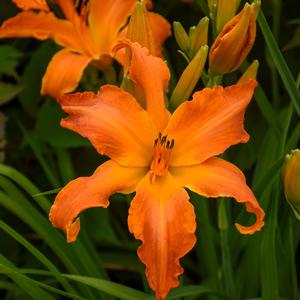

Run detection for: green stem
[[287, 216, 299, 300], [218, 199, 236, 299]]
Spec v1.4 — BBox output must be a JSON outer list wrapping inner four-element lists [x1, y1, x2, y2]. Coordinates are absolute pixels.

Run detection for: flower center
[[150, 133, 174, 183]]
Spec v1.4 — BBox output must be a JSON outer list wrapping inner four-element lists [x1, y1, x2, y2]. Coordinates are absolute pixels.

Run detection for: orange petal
[[128, 173, 196, 299], [41, 49, 91, 98], [148, 12, 171, 57], [166, 80, 257, 167], [59, 85, 157, 167], [171, 157, 265, 234], [0, 11, 87, 53], [53, 0, 78, 22], [12, 0, 49, 11], [50, 160, 146, 243], [114, 41, 170, 131], [88, 0, 136, 53]]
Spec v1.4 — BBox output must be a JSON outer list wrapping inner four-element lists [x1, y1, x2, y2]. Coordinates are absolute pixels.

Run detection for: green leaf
[[64, 274, 149, 300], [0, 82, 24, 106], [0, 220, 75, 294], [0, 256, 55, 300], [284, 27, 300, 50], [0, 45, 23, 76], [258, 11, 300, 117], [35, 99, 89, 148], [18, 42, 56, 115], [167, 285, 233, 299]]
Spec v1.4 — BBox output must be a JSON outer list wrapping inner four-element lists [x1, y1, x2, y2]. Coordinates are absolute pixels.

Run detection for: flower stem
[[218, 198, 236, 299]]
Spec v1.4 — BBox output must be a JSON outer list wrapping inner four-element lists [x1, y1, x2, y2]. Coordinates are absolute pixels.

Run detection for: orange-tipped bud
[[127, 0, 156, 55], [216, 0, 241, 33], [282, 149, 300, 220], [209, 2, 258, 75], [170, 45, 208, 109], [238, 60, 259, 84]]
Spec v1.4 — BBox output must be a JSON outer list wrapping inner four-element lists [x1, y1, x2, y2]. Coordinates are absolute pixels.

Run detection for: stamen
[[170, 139, 175, 149]]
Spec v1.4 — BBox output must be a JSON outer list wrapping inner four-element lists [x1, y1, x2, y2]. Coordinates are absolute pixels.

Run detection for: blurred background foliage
[[0, 0, 300, 299]]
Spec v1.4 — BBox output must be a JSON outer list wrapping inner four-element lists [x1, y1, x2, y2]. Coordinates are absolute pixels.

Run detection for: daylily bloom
[[0, 0, 170, 98], [49, 41, 265, 300]]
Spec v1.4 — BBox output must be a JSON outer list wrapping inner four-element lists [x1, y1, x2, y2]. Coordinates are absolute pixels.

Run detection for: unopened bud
[[282, 149, 300, 220], [190, 17, 209, 58], [127, 0, 156, 55], [209, 2, 258, 75], [173, 21, 190, 54], [216, 0, 241, 33], [170, 45, 208, 109], [238, 60, 259, 84]]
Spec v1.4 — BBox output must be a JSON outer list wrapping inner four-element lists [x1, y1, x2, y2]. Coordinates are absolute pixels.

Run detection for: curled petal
[[88, 0, 136, 53], [50, 160, 146, 243], [128, 173, 196, 299], [12, 0, 49, 11], [171, 157, 265, 234], [41, 49, 91, 98], [0, 11, 87, 53], [166, 80, 256, 167], [59, 85, 157, 167], [114, 41, 170, 131]]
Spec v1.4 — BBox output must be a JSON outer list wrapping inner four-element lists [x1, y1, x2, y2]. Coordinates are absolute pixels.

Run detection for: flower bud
[[216, 0, 241, 33], [238, 60, 259, 84], [170, 45, 208, 109], [209, 2, 258, 75], [189, 17, 209, 59], [282, 149, 300, 220], [173, 21, 190, 54], [127, 0, 156, 55]]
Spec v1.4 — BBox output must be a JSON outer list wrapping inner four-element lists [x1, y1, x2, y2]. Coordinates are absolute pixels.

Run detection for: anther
[[161, 135, 167, 144], [170, 139, 175, 149], [154, 138, 158, 146], [166, 141, 170, 149]]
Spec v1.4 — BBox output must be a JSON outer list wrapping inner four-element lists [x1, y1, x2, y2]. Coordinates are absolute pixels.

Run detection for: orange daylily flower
[[0, 0, 170, 98], [49, 42, 265, 300]]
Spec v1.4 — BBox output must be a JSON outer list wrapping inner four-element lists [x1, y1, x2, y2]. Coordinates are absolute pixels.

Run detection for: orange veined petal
[[114, 41, 170, 131], [41, 49, 91, 98], [50, 160, 147, 243], [12, 0, 49, 11], [0, 11, 88, 54], [128, 172, 196, 300], [171, 157, 265, 234], [88, 0, 136, 53], [59, 85, 157, 167], [53, 0, 96, 56], [165, 80, 257, 167], [148, 12, 171, 57]]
